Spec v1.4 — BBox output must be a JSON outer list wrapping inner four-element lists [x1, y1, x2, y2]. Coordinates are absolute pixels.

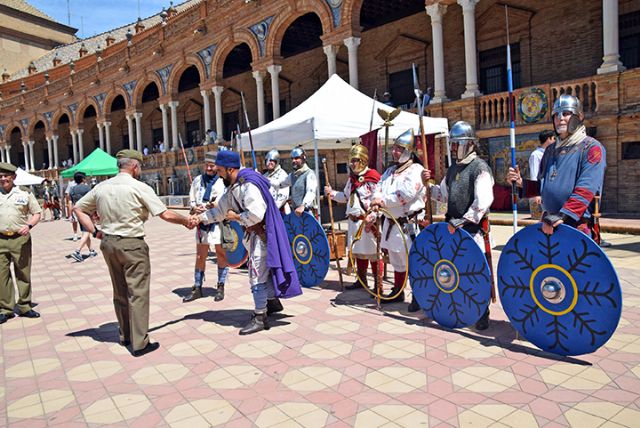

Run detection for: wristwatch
[[27, 224, 33, 229], [92, 228, 100, 238]]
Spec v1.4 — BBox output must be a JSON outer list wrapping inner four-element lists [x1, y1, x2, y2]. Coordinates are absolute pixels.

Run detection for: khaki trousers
[[101, 235, 151, 351], [0, 234, 33, 315]]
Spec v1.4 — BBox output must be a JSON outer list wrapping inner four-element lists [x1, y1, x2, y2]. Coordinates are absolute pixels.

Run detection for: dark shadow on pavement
[[172, 287, 220, 299], [149, 309, 291, 333], [66, 322, 121, 344], [382, 310, 591, 365]]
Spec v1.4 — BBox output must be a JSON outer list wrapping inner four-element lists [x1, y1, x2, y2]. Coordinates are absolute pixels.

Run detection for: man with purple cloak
[[194, 151, 302, 335]]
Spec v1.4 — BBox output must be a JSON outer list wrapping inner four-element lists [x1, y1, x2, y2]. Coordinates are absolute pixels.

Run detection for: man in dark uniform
[[0, 162, 42, 323], [74, 150, 193, 356]]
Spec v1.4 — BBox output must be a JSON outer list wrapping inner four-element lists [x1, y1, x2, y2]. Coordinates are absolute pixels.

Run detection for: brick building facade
[[0, 0, 638, 212]]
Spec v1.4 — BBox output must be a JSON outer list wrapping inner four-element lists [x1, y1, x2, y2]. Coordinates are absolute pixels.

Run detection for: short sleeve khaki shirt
[[75, 172, 166, 237], [0, 186, 42, 233]]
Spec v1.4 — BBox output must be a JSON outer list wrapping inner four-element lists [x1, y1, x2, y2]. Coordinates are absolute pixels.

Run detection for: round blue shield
[[409, 223, 492, 328], [498, 224, 621, 356], [283, 212, 330, 287], [225, 221, 249, 269]]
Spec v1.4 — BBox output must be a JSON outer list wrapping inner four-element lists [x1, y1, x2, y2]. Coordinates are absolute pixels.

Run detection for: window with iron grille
[[388, 68, 416, 107], [620, 11, 640, 69], [479, 43, 521, 94]]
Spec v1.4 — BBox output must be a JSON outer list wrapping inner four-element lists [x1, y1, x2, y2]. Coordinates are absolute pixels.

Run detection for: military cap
[[0, 162, 17, 174], [116, 149, 144, 162], [204, 151, 217, 163]]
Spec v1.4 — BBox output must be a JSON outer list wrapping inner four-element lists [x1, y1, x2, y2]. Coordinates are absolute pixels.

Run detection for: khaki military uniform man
[[0, 162, 42, 323], [74, 150, 193, 357]]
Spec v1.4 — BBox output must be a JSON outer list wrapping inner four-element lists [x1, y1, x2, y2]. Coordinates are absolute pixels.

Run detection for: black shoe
[[407, 296, 421, 312], [600, 240, 612, 248], [183, 287, 203, 303], [214, 283, 225, 302], [345, 280, 363, 290], [19, 309, 40, 318], [475, 308, 490, 331], [120, 340, 131, 347], [132, 342, 160, 357], [267, 298, 283, 315], [382, 291, 405, 304], [239, 313, 270, 335], [0, 313, 14, 324]]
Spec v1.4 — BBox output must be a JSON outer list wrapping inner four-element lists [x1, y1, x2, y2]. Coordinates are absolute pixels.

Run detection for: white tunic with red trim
[[373, 162, 425, 253]]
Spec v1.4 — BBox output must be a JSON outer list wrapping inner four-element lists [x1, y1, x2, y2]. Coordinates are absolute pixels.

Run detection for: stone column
[[168, 100, 179, 151], [52, 135, 59, 168], [4, 145, 10, 163], [22, 141, 30, 170], [47, 137, 54, 169], [134, 111, 143, 152], [104, 122, 112, 154], [77, 129, 84, 160], [458, 0, 481, 98], [426, 3, 449, 103], [0, 146, 5, 162], [71, 131, 78, 164], [597, 0, 625, 74], [97, 122, 105, 150], [28, 140, 35, 171], [343, 37, 361, 89], [252, 71, 266, 127], [323, 45, 339, 77], [159, 104, 169, 152], [267, 65, 282, 119], [212, 87, 224, 142], [200, 90, 212, 136], [126, 115, 135, 150]]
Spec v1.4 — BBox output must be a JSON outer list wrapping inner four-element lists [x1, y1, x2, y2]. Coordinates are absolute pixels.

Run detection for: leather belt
[[0, 231, 20, 239]]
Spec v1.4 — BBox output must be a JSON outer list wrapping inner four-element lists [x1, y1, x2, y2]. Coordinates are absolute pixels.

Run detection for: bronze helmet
[[349, 144, 369, 174]]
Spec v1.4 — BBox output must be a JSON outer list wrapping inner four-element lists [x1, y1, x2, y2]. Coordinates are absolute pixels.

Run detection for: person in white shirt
[[182, 151, 229, 303], [528, 130, 556, 219], [370, 129, 425, 305]]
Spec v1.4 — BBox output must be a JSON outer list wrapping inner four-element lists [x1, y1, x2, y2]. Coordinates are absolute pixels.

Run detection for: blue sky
[[28, 0, 171, 38]]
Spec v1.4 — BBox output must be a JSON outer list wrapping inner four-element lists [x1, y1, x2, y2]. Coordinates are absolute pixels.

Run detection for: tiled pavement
[[1, 219, 640, 427]]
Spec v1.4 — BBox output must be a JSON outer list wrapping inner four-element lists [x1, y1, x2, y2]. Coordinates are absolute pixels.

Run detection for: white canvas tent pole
[[312, 117, 321, 224]]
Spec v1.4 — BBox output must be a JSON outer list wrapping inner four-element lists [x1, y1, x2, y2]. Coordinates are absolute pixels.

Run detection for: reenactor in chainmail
[[422, 121, 495, 330]]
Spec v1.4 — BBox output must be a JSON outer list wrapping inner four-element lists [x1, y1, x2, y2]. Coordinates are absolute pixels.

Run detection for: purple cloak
[[237, 168, 302, 298]]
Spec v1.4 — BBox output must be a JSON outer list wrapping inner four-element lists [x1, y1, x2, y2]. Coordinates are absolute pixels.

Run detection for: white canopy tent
[[14, 168, 44, 186], [240, 74, 449, 151], [238, 74, 449, 223]]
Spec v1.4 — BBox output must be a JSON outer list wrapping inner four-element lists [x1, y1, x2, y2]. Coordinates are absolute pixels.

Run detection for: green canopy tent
[[61, 148, 118, 178]]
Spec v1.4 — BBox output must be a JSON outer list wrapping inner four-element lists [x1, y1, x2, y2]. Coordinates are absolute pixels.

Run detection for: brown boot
[[183, 287, 203, 303], [214, 283, 225, 302], [239, 312, 270, 335]]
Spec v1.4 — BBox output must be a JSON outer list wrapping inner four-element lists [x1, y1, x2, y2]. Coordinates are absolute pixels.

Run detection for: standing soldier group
[[0, 93, 608, 353]]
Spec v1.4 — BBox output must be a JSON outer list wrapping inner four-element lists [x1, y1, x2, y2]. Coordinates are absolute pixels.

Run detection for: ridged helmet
[[265, 149, 280, 164], [394, 128, 415, 152], [291, 147, 306, 159], [349, 144, 369, 174], [449, 121, 477, 160], [552, 94, 583, 134]]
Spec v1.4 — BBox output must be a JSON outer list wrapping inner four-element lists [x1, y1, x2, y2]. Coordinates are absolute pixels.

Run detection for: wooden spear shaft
[[322, 158, 344, 290]]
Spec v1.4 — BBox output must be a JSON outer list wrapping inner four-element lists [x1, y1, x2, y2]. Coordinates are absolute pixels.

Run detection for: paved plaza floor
[[1, 219, 640, 427]]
